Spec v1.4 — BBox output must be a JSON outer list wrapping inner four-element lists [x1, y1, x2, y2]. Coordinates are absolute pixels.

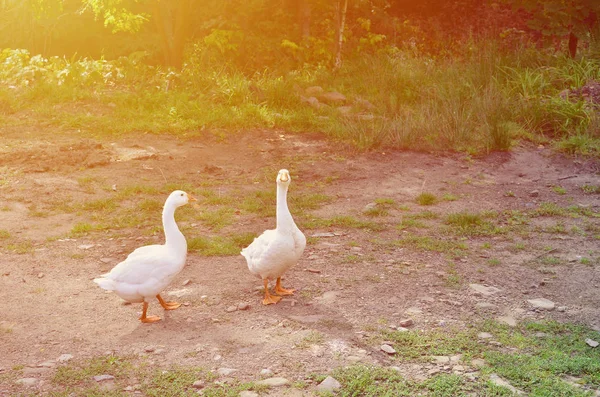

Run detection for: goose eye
[[180, 193, 184, 197]]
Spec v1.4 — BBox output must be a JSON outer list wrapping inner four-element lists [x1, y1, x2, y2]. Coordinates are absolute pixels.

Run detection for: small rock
[[305, 86, 324, 96], [94, 374, 115, 382], [497, 316, 517, 327], [428, 368, 441, 375], [469, 284, 502, 296], [471, 358, 485, 368], [99, 257, 114, 264], [557, 306, 567, 312], [226, 306, 238, 313], [347, 355, 362, 363], [237, 303, 250, 311], [405, 307, 422, 315], [363, 202, 377, 212], [16, 378, 39, 387], [239, 392, 259, 397], [192, 380, 205, 389], [475, 302, 497, 311], [37, 361, 55, 368], [57, 354, 73, 363], [255, 377, 289, 387], [527, 298, 555, 311], [217, 368, 237, 376], [450, 354, 462, 363], [320, 91, 346, 104], [529, 190, 539, 197], [182, 279, 191, 286], [489, 373, 524, 395], [453, 365, 465, 372], [78, 244, 95, 250], [144, 346, 156, 353], [316, 376, 342, 392], [37, 273, 44, 279], [478, 332, 494, 339], [585, 338, 599, 348], [260, 368, 273, 377], [433, 356, 450, 364], [380, 344, 396, 354], [399, 319, 414, 327]]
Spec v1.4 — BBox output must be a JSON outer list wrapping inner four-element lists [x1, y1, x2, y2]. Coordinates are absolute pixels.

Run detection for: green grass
[[304, 215, 385, 231], [552, 186, 567, 195], [394, 234, 468, 255], [0, 229, 10, 239], [581, 185, 600, 194], [444, 211, 504, 236], [416, 192, 438, 206], [187, 232, 255, 256]]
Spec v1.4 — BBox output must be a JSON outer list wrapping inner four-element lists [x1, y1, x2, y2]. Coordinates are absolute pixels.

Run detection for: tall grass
[[1, 45, 598, 155]]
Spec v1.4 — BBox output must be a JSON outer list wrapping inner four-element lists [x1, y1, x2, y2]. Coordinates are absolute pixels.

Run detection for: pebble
[[37, 361, 55, 368], [471, 358, 485, 368], [239, 392, 259, 397], [527, 298, 555, 311], [144, 346, 156, 353], [57, 354, 73, 363], [529, 190, 539, 197], [260, 368, 273, 377], [182, 279, 191, 286], [78, 244, 95, 250], [489, 373, 524, 395], [428, 368, 441, 375], [585, 338, 599, 348], [255, 377, 289, 387], [432, 356, 450, 364], [478, 332, 494, 339], [217, 368, 237, 376], [497, 316, 517, 327], [16, 378, 39, 387], [238, 303, 250, 311], [94, 374, 115, 382], [469, 284, 502, 296], [316, 376, 342, 392], [399, 319, 414, 327], [192, 380, 205, 389], [380, 344, 396, 354], [37, 273, 44, 279], [225, 305, 237, 313], [557, 306, 567, 312]]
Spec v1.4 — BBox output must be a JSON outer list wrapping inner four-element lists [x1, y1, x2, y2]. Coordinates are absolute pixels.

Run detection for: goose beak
[[279, 170, 290, 182], [188, 194, 197, 202]]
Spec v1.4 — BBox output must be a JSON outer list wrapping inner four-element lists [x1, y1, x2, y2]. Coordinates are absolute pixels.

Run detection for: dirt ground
[[1, 128, 599, 395]]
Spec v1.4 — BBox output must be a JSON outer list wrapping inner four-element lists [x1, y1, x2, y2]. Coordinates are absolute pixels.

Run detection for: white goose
[[94, 190, 196, 323], [242, 169, 306, 305]]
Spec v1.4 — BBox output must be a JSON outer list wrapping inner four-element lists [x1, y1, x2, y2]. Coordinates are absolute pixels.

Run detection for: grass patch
[[581, 184, 600, 194], [445, 211, 504, 236], [394, 234, 468, 255], [304, 215, 385, 232], [188, 232, 255, 256], [416, 192, 438, 206]]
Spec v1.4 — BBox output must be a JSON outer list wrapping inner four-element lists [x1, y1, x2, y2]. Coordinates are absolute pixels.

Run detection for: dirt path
[[1, 129, 599, 395]]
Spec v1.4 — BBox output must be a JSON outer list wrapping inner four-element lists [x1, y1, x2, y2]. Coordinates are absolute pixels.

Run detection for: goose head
[[276, 169, 291, 186], [167, 190, 197, 208]]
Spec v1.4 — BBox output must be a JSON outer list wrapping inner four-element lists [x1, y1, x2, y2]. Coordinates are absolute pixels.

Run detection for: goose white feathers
[[241, 169, 306, 305], [94, 190, 196, 323]]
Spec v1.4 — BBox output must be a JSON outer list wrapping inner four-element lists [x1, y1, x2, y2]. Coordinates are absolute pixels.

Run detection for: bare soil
[[1, 128, 599, 395]]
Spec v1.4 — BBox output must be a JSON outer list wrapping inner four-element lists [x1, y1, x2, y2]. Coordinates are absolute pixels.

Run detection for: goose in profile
[[94, 190, 196, 323]]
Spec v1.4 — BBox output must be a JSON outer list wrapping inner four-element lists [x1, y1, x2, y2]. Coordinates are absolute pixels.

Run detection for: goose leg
[[157, 294, 181, 310], [274, 277, 295, 296], [262, 279, 281, 305], [139, 302, 161, 323]]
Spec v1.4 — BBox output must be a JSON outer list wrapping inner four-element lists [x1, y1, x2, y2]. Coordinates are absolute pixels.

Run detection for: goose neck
[[276, 184, 294, 231], [162, 202, 186, 250]]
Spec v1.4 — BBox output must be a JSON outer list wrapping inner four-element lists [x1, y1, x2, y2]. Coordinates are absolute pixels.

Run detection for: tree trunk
[[153, 0, 190, 68], [334, 0, 348, 70], [299, 0, 311, 40], [568, 31, 578, 58]]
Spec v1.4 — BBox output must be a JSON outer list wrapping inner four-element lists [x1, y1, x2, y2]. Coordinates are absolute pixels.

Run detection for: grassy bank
[[0, 44, 599, 155]]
